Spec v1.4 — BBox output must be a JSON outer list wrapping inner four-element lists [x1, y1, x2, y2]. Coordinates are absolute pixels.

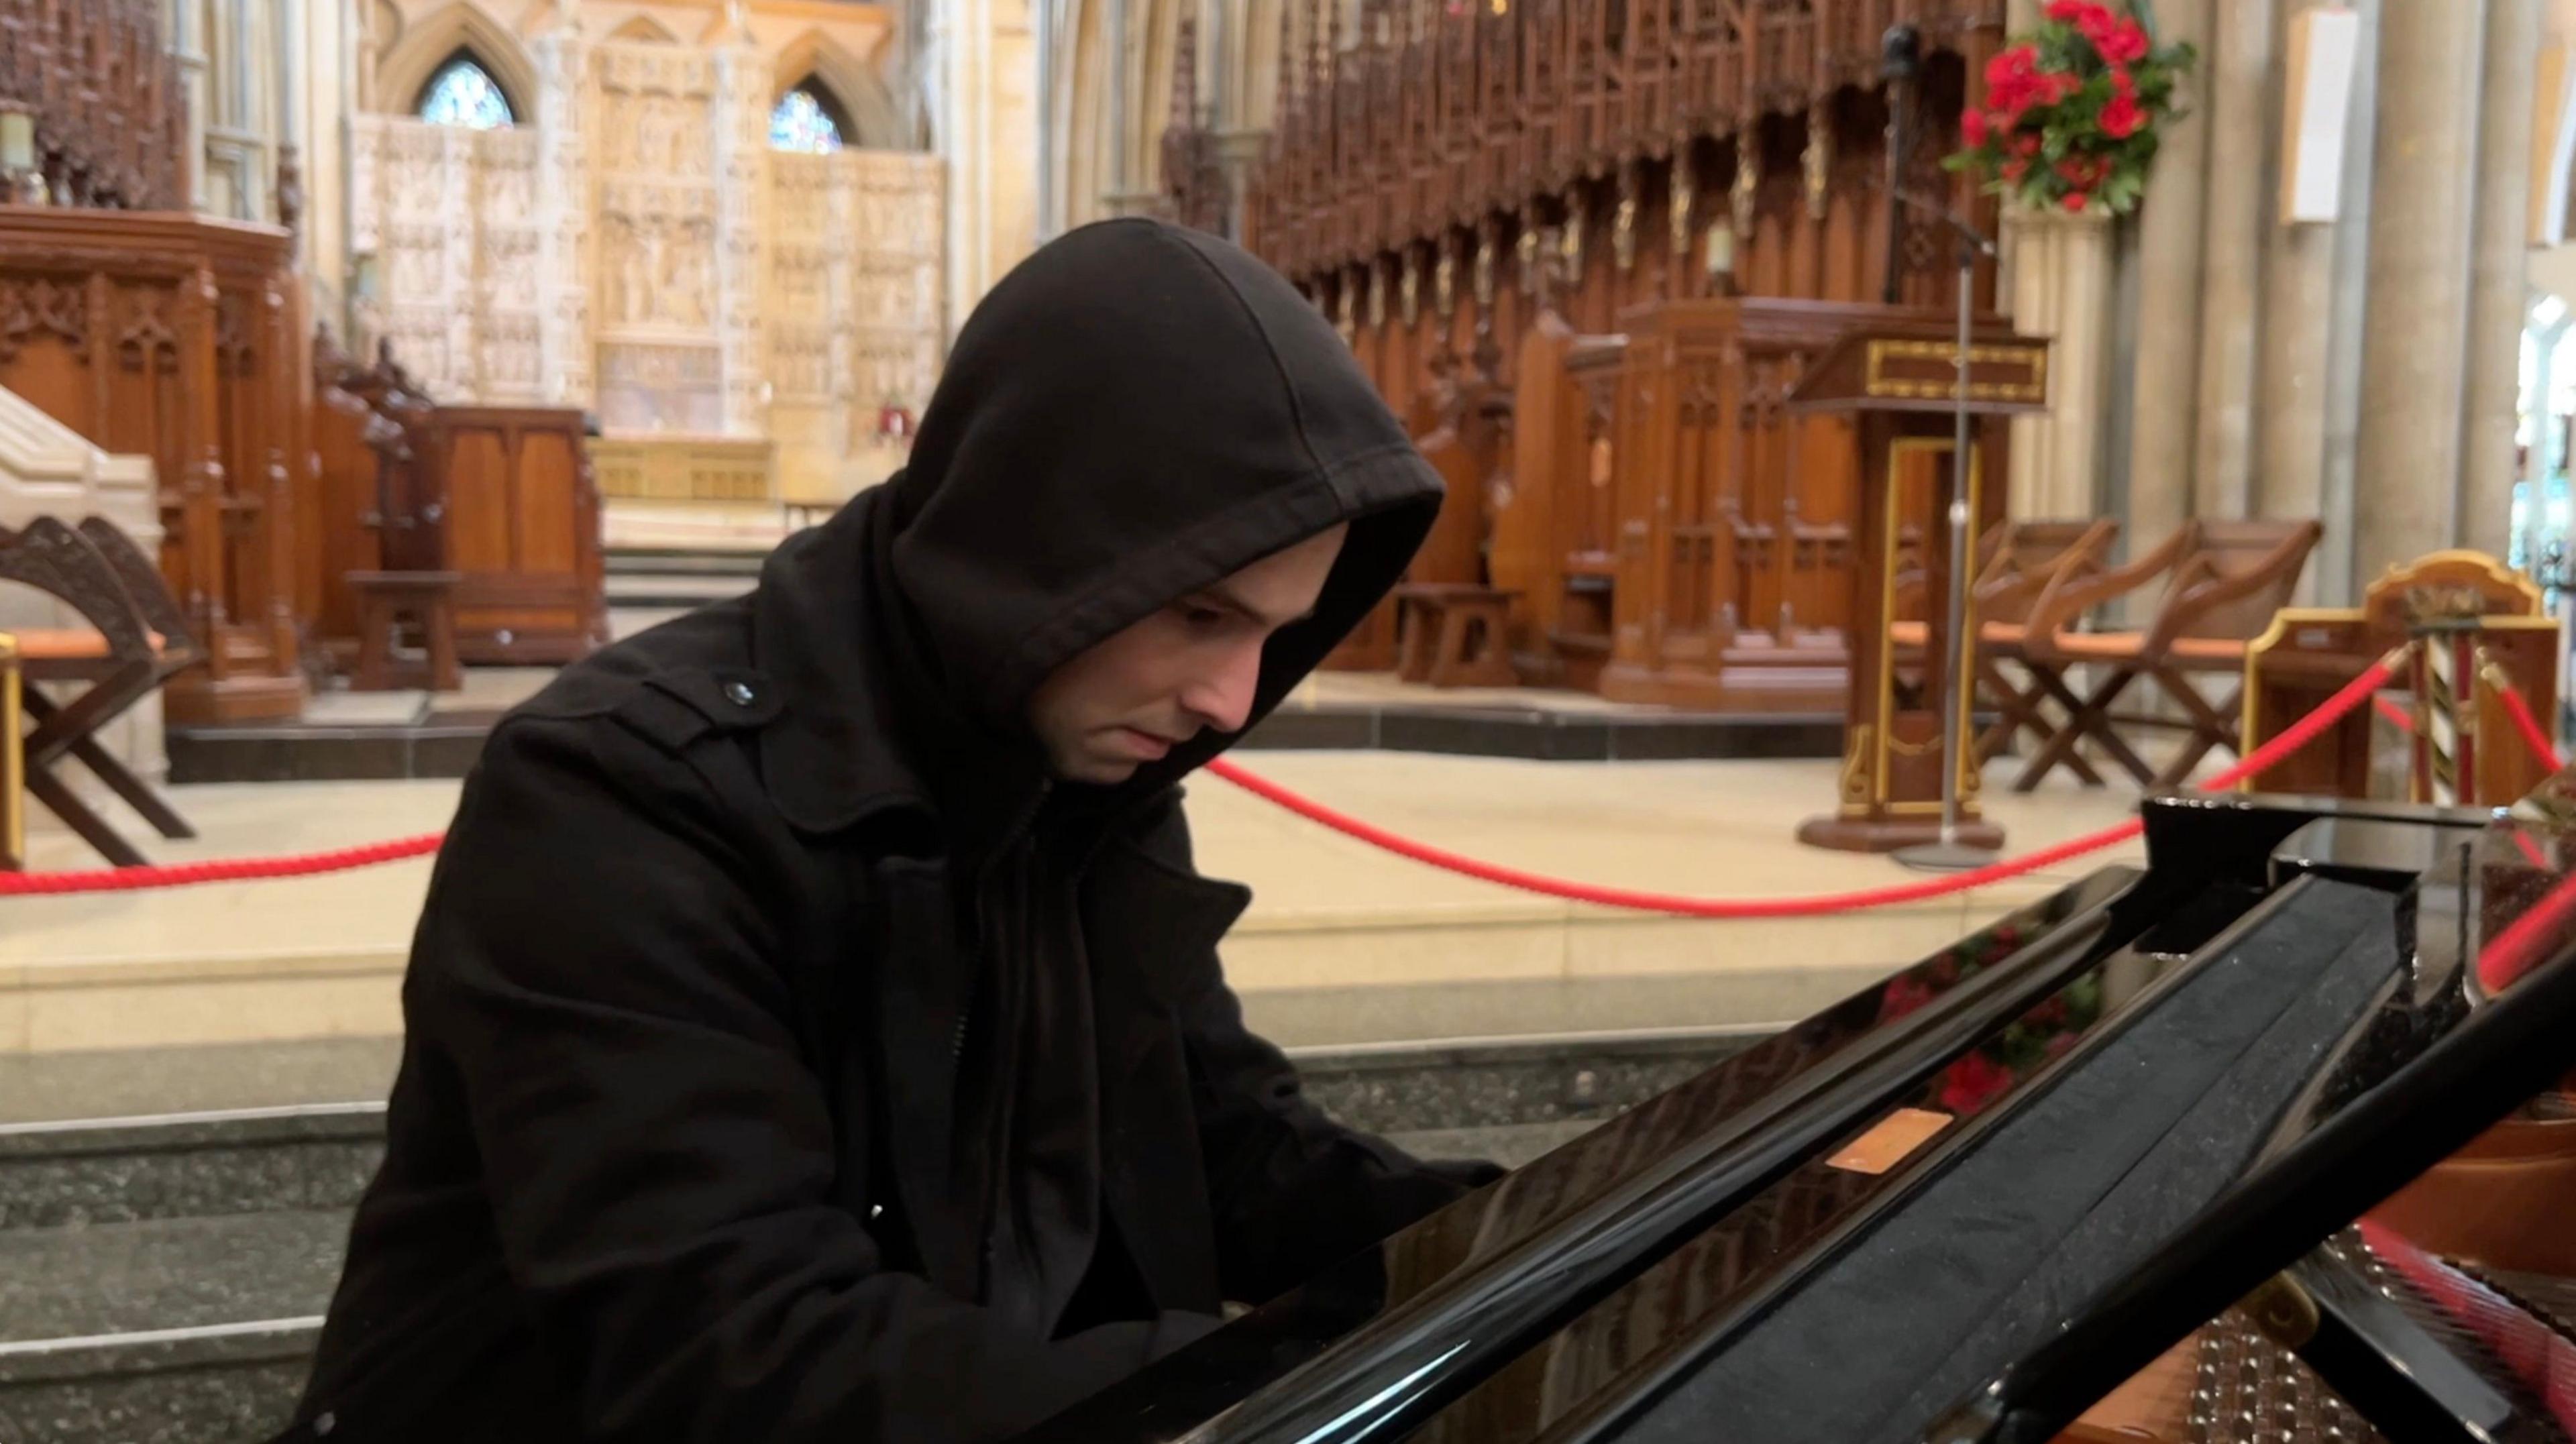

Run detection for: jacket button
[[724, 680, 757, 707], [314, 1412, 337, 1436]]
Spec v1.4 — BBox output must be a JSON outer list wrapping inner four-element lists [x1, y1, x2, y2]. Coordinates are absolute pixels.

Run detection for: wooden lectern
[[1789, 321, 2051, 852]]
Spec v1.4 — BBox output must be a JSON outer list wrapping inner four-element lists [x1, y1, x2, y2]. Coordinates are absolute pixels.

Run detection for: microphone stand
[[1890, 188, 2004, 874]]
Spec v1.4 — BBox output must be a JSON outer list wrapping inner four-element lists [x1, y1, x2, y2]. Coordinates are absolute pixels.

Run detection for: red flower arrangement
[[1946, 0, 2196, 217]]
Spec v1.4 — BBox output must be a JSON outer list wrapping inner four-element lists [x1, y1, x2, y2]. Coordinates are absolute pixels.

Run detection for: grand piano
[[1027, 777, 2576, 1443]]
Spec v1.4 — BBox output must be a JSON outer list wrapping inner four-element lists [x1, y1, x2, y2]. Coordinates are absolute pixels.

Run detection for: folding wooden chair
[[1888, 518, 2120, 781], [0, 516, 204, 865], [2017, 519, 2324, 791]]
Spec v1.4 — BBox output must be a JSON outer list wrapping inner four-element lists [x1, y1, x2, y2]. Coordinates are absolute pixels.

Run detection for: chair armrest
[[2025, 521, 2189, 650]]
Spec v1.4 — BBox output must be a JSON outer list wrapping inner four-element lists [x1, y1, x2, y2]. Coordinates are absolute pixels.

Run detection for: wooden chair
[[1888, 519, 2121, 781], [2017, 519, 2325, 790], [1394, 582, 1522, 688], [0, 516, 204, 865], [348, 568, 463, 692]]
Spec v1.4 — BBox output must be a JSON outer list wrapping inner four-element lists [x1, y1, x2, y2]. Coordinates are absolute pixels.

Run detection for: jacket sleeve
[[413, 715, 1208, 1443], [1140, 797, 1505, 1305]]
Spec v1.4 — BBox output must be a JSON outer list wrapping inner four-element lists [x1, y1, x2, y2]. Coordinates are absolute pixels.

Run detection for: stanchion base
[[1796, 814, 2006, 855], [1891, 840, 2006, 873]]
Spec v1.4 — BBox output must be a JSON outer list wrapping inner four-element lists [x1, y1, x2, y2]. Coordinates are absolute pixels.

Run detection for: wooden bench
[[1393, 583, 1522, 689], [348, 569, 463, 693]]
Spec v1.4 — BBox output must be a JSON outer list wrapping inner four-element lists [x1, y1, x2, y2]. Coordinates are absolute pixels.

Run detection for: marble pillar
[[2462, 0, 2545, 558], [2353, 0, 2489, 583], [2004, 208, 2116, 520], [2123, 0, 2215, 563], [2191, 0, 2277, 522]]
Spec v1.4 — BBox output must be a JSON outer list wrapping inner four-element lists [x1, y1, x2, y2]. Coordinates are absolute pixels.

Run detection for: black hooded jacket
[[280, 219, 1491, 1443]]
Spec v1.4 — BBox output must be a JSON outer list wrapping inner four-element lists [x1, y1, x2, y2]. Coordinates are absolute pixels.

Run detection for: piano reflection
[[1025, 776, 2576, 1444]]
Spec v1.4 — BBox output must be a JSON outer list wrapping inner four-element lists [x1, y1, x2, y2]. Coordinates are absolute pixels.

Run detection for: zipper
[[961, 776, 1051, 1302], [952, 777, 1051, 1066]]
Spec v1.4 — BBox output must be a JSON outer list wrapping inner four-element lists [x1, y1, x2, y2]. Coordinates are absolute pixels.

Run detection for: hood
[[753, 218, 1444, 834]]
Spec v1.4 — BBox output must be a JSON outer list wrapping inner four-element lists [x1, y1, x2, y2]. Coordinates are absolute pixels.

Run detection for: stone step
[[0, 1210, 340, 1444], [0, 1030, 1754, 1233], [602, 547, 768, 577], [0, 1115, 1609, 1442], [601, 572, 751, 608]]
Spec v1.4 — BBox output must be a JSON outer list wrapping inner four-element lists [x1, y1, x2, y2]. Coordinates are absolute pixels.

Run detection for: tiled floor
[[5, 753, 2144, 1054]]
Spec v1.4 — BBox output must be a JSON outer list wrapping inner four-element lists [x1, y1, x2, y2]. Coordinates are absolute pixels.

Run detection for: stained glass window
[[769, 86, 845, 154], [418, 55, 515, 131]]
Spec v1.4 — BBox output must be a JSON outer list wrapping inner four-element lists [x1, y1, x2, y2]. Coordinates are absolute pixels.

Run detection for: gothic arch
[[372, 3, 538, 121], [773, 29, 912, 150], [607, 13, 680, 43]]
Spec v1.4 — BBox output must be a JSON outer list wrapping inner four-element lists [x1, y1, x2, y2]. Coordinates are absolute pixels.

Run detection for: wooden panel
[[443, 427, 516, 577], [515, 429, 582, 575], [425, 408, 604, 665]]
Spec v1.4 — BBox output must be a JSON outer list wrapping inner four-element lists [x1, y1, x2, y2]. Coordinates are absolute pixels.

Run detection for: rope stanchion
[[1, 647, 2408, 907]]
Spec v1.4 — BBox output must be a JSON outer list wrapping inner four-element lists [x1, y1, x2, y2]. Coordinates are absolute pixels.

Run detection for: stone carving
[[352, 33, 941, 489]]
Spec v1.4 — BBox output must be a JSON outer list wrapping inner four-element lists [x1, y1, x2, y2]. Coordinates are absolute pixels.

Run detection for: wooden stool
[[348, 569, 463, 692], [1393, 584, 1521, 688]]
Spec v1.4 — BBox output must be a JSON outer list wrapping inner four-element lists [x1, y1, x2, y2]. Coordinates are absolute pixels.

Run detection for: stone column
[[530, 32, 594, 408], [2462, 0, 2546, 557], [990, 0, 1040, 280], [2353, 0, 2489, 583], [936, 0, 998, 333], [2003, 207, 2116, 519], [2191, 0, 2278, 522], [2255, 0, 2369, 604], [2122, 0, 2216, 561]]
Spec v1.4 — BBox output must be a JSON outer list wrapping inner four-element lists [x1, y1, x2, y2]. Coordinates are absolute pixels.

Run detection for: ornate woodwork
[[1181, 1, 2012, 698], [0, 0, 188, 211], [0, 207, 308, 722]]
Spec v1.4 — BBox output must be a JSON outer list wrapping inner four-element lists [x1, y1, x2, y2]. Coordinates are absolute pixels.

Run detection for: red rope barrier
[[0, 833, 443, 897], [1201, 649, 2406, 920], [2496, 677, 2566, 773], [2373, 695, 2414, 733], [0, 649, 2406, 907]]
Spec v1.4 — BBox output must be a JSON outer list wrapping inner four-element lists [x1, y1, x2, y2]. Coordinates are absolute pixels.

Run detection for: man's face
[[1026, 524, 1348, 784]]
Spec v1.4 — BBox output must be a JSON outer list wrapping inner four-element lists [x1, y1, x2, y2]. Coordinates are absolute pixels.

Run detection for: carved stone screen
[[351, 30, 943, 511]]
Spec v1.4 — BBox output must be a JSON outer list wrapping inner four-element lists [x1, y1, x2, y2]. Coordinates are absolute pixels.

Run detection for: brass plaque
[[1864, 339, 2048, 404], [1829, 1107, 1953, 1175]]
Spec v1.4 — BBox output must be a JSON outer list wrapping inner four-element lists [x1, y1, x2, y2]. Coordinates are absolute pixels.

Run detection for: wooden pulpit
[[1788, 322, 2051, 852]]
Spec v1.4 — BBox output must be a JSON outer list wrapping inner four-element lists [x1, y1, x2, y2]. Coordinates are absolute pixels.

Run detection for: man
[[282, 218, 1495, 1443]]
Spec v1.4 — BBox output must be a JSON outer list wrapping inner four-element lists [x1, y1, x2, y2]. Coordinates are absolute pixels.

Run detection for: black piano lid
[[1023, 867, 2154, 1443], [1928, 789, 2576, 1444], [1021, 789, 2576, 1444]]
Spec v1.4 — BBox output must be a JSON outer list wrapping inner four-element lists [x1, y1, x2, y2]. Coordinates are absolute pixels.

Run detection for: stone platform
[[164, 667, 1842, 783]]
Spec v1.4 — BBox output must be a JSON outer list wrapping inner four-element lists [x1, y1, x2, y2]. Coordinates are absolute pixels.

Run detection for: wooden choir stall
[[1170, 0, 2023, 721]]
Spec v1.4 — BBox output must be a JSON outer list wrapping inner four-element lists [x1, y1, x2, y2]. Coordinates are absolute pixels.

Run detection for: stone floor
[[7, 751, 2145, 1058]]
